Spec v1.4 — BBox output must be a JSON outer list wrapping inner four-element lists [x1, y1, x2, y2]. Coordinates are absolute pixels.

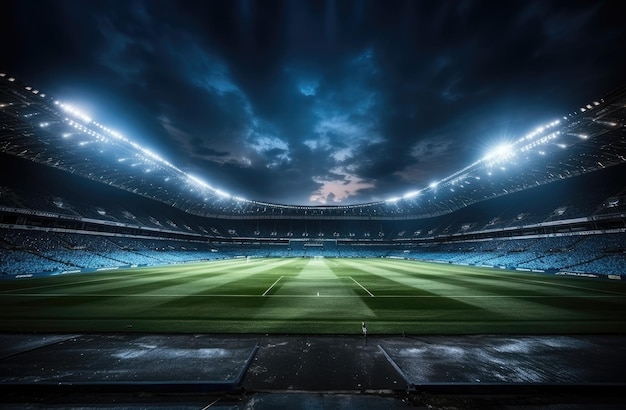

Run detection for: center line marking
[[262, 276, 284, 296], [349, 276, 375, 297]]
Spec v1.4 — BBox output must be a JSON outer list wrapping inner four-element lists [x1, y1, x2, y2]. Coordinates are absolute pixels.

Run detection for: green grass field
[[1, 257, 626, 334]]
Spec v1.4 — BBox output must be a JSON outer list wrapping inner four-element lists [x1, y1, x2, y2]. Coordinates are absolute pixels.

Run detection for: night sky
[[2, 1, 625, 205]]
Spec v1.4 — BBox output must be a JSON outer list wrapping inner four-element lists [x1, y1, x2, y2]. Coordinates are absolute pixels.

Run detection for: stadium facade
[[1, 73, 625, 278]]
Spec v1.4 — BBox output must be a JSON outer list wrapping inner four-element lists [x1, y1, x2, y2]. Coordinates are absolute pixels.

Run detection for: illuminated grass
[[1, 258, 626, 334]]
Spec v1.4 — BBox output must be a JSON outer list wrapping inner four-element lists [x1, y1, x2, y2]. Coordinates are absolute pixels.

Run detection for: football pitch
[[1, 257, 626, 334]]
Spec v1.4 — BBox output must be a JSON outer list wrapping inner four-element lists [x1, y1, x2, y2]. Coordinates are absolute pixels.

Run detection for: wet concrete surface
[[0, 333, 80, 359], [0, 333, 257, 384], [243, 335, 403, 391], [380, 334, 626, 385], [1, 333, 626, 409]]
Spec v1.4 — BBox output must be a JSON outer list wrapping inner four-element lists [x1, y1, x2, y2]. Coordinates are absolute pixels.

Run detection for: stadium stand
[[1, 74, 626, 280], [1, 150, 626, 277]]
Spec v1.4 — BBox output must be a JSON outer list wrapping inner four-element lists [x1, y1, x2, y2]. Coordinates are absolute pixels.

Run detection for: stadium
[[2, 68, 626, 409]]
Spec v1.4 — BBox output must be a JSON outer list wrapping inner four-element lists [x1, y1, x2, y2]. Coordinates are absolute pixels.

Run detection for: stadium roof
[[1, 73, 626, 219]]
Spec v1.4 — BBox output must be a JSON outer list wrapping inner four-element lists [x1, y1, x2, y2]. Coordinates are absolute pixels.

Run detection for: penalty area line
[[349, 276, 375, 297], [262, 275, 284, 296]]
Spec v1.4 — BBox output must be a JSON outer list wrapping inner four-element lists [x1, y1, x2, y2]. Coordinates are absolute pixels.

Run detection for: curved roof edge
[[1, 72, 626, 219]]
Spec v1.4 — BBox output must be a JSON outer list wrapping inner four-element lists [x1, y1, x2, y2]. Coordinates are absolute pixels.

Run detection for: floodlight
[[429, 182, 438, 189], [594, 120, 617, 127], [59, 103, 92, 123], [214, 189, 230, 198], [187, 174, 210, 188], [483, 143, 513, 161]]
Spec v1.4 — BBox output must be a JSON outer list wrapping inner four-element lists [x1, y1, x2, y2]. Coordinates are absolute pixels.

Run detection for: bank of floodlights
[[388, 116, 566, 204], [3, 72, 618, 213], [51, 93, 248, 203]]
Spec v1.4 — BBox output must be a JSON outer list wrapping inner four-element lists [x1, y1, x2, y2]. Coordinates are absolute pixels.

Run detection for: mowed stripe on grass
[[1, 257, 626, 334]]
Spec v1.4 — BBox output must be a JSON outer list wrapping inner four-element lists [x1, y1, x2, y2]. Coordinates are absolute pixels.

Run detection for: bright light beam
[[483, 143, 514, 161]]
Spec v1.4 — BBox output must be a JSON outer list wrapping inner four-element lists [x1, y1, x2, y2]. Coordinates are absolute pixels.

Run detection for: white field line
[[0, 262, 219, 294], [349, 276, 375, 297], [262, 275, 284, 296], [495, 275, 626, 296], [0, 275, 128, 294], [0, 259, 276, 294], [3, 293, 626, 298], [374, 259, 626, 296], [0, 259, 286, 295]]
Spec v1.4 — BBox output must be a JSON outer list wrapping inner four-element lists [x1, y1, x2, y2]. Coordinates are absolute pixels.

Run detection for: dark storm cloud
[[2, 0, 625, 204]]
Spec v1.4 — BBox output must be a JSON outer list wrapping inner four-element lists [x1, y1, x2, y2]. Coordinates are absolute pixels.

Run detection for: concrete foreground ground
[[1, 333, 626, 409]]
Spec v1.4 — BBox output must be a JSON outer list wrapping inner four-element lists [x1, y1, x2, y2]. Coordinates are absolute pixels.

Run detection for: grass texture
[[1, 257, 626, 334]]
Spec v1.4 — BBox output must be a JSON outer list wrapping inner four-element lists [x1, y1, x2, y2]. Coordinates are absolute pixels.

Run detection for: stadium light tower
[[56, 102, 92, 123], [402, 190, 420, 199], [483, 143, 514, 162]]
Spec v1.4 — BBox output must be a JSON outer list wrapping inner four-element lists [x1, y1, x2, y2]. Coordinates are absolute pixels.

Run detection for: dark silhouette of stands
[[1, 153, 625, 277]]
